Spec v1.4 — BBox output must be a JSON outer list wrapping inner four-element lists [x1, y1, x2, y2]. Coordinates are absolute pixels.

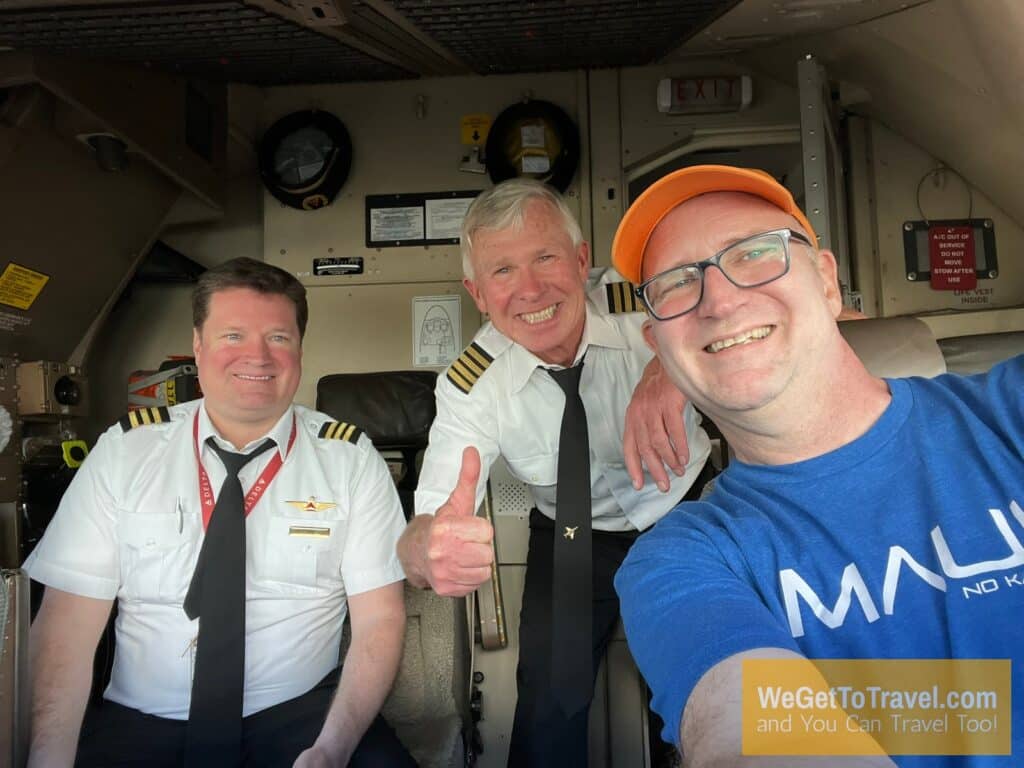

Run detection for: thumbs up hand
[[423, 447, 495, 597]]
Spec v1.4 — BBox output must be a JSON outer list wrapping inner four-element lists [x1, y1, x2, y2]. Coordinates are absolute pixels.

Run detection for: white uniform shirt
[[416, 276, 711, 532], [24, 400, 406, 719]]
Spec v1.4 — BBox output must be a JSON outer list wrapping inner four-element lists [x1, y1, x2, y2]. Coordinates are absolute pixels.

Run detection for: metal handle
[[474, 483, 507, 650], [1, 569, 30, 768]]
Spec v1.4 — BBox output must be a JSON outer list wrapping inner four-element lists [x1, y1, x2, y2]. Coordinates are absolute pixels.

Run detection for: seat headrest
[[316, 371, 438, 450], [839, 317, 946, 379], [938, 331, 1024, 376]]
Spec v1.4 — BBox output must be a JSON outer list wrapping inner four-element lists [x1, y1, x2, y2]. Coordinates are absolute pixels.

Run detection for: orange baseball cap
[[611, 165, 817, 284]]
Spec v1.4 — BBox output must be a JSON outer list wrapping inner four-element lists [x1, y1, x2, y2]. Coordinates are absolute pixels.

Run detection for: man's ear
[[641, 318, 658, 355], [814, 249, 843, 318], [192, 327, 202, 361], [463, 277, 488, 315], [576, 240, 591, 277]]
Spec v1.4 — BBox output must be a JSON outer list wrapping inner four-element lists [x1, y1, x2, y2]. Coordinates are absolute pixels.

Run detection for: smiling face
[[463, 199, 590, 367], [641, 192, 842, 416], [193, 287, 302, 443]]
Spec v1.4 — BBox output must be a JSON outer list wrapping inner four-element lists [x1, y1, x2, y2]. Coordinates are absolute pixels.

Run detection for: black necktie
[[184, 437, 275, 766], [547, 360, 593, 718]]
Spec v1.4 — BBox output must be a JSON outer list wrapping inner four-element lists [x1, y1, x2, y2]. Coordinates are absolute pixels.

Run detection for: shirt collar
[[506, 297, 630, 394], [197, 400, 294, 460]]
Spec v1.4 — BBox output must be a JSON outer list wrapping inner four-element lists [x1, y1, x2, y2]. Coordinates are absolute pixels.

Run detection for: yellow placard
[[0, 262, 50, 310], [460, 113, 491, 146], [742, 658, 1010, 757]]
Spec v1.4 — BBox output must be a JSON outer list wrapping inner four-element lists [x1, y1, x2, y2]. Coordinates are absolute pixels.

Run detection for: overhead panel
[[388, 0, 741, 73], [0, 0, 743, 82], [0, 1, 413, 85]]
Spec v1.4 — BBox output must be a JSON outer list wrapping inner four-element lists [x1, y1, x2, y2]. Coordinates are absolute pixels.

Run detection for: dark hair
[[192, 257, 308, 339]]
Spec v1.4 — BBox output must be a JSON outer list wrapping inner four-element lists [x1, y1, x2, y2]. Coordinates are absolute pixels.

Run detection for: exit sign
[[657, 76, 752, 115]]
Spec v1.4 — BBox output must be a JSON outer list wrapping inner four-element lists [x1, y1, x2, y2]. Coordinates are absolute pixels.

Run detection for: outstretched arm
[[624, 355, 691, 492], [398, 446, 493, 596], [293, 581, 406, 767], [28, 587, 114, 768], [681, 649, 897, 768]]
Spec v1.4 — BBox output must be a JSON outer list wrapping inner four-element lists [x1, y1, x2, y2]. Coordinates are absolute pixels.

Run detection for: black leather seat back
[[316, 371, 437, 520]]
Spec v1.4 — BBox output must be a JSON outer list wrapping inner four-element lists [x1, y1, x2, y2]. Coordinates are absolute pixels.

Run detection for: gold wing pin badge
[[286, 497, 338, 513]]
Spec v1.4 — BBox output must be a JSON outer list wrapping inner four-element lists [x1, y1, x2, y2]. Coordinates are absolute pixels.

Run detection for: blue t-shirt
[[616, 355, 1024, 767]]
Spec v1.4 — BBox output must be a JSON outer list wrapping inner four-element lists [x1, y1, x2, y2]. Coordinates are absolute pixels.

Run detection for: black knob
[[54, 376, 81, 406]]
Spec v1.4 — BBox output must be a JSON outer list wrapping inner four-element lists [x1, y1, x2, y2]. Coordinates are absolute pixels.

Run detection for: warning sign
[[0, 262, 50, 310], [460, 113, 491, 146], [928, 226, 976, 291]]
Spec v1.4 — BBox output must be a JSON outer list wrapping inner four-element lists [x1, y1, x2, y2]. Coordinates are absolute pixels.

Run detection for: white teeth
[[520, 304, 557, 324], [236, 374, 273, 381], [706, 326, 773, 353]]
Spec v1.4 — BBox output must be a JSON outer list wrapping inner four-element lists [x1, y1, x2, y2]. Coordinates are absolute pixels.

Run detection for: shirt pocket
[[118, 509, 198, 603], [504, 452, 558, 488], [256, 516, 346, 592]]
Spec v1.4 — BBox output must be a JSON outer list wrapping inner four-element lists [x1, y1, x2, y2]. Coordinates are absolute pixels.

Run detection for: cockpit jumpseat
[[316, 370, 472, 768]]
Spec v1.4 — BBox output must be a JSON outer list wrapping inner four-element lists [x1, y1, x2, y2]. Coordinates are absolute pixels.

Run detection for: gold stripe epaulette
[[446, 341, 494, 394], [119, 406, 171, 432], [318, 421, 364, 443], [606, 281, 645, 314]]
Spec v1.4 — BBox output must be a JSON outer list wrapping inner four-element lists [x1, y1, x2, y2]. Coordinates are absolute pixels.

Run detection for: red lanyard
[[193, 410, 297, 530]]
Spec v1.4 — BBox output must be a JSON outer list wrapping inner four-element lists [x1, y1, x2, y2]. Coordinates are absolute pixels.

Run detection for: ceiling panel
[[386, 0, 741, 73], [0, 1, 414, 85], [0, 0, 742, 84]]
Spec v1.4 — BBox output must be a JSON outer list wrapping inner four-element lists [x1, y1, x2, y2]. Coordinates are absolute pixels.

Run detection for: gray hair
[[460, 179, 583, 279]]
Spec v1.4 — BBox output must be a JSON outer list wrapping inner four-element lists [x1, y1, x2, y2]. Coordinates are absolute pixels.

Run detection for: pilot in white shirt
[[416, 275, 710, 533], [25, 399, 404, 718], [25, 257, 416, 768], [399, 180, 710, 768]]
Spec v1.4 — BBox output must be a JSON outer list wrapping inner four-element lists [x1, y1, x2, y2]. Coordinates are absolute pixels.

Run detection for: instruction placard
[[413, 295, 461, 368], [0, 262, 49, 310], [366, 191, 480, 248], [369, 206, 424, 243], [425, 197, 474, 240]]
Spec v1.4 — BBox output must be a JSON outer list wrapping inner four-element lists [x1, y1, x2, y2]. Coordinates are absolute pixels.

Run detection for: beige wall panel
[[296, 281, 480, 410], [162, 85, 266, 266], [1, 53, 228, 210], [162, 84, 264, 234], [163, 172, 264, 268], [261, 72, 582, 286], [870, 123, 1024, 317], [0, 94, 180, 363], [587, 70, 623, 269], [618, 62, 799, 172], [731, 0, 1024, 231]]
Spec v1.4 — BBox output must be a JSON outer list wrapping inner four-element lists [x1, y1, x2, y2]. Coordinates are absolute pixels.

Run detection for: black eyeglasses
[[636, 228, 813, 321]]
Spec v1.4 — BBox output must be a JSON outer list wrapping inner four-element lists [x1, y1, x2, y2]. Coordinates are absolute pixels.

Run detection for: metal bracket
[[475, 483, 507, 651], [289, 0, 347, 27], [798, 55, 851, 297]]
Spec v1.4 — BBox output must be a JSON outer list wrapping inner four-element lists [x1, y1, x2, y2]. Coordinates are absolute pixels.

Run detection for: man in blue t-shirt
[[609, 165, 1023, 768]]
